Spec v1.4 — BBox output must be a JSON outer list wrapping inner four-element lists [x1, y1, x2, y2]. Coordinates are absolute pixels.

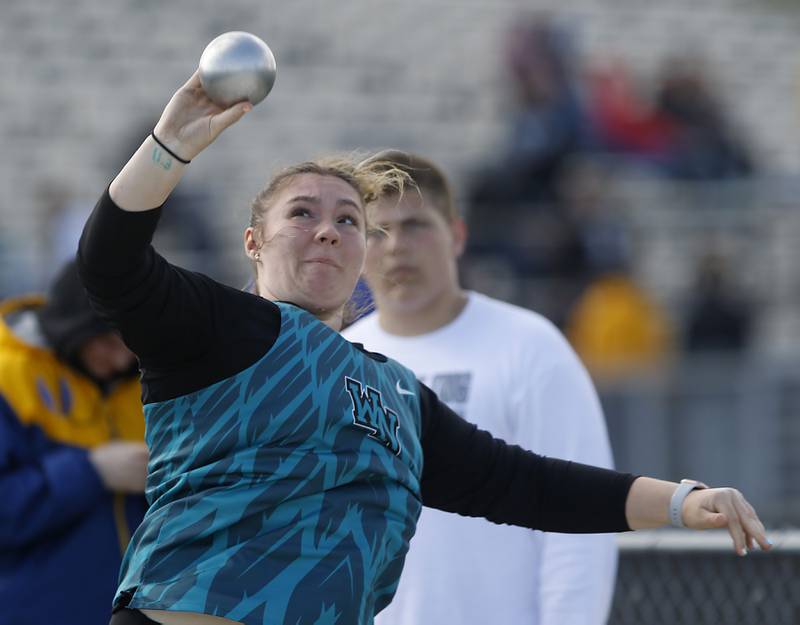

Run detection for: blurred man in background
[[344, 151, 618, 625], [0, 260, 148, 625]]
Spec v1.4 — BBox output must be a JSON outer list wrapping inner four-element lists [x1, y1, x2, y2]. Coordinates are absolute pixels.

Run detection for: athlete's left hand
[[682, 488, 772, 555]]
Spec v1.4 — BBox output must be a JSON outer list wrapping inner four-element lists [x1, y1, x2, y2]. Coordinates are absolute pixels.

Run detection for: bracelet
[[150, 131, 191, 164], [669, 479, 707, 528]]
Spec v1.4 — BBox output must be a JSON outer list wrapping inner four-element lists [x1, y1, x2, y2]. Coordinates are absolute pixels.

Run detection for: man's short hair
[[363, 149, 458, 221]]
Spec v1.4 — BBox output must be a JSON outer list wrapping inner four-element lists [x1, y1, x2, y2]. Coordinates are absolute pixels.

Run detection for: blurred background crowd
[[1, 0, 799, 526]]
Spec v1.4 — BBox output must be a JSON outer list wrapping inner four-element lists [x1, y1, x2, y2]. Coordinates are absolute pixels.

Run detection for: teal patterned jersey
[[116, 304, 423, 625]]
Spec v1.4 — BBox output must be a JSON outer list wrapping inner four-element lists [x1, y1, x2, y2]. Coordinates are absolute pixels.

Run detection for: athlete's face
[[364, 191, 465, 316], [245, 174, 367, 324]]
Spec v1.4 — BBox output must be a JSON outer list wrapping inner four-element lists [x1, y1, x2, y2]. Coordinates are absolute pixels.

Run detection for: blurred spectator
[[525, 158, 633, 327], [588, 54, 755, 179], [0, 260, 148, 625], [469, 14, 591, 210], [566, 271, 673, 379], [462, 14, 591, 310], [587, 61, 677, 167], [558, 158, 632, 277], [464, 157, 633, 329], [654, 54, 754, 179], [685, 252, 753, 353]]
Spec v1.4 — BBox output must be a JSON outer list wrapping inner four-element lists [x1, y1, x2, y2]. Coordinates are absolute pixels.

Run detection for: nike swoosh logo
[[396, 380, 415, 397]]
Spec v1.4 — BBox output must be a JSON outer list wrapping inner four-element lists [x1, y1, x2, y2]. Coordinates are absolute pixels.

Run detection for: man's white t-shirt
[[343, 291, 617, 625]]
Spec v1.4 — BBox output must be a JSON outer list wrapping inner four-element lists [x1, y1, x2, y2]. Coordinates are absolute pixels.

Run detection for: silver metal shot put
[[198, 31, 277, 107]]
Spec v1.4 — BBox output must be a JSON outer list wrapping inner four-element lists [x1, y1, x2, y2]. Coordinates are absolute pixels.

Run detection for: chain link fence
[[610, 529, 800, 625]]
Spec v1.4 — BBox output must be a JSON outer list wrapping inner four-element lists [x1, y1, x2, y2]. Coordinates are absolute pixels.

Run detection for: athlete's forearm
[[109, 135, 188, 211], [624, 476, 678, 529]]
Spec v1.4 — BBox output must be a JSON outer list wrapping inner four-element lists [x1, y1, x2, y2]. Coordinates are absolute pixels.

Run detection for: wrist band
[[150, 132, 191, 164], [669, 479, 707, 528]]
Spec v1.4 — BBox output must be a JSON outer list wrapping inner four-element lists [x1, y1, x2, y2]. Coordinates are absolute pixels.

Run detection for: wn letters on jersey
[[344, 376, 402, 456]]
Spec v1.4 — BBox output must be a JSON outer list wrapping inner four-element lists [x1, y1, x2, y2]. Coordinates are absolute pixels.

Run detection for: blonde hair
[[358, 149, 458, 221]]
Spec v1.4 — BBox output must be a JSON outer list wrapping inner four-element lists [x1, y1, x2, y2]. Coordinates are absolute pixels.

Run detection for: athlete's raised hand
[[110, 70, 254, 211], [153, 70, 252, 163]]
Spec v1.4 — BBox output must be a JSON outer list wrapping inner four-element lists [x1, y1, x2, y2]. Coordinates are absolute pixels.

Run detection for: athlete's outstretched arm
[[418, 382, 635, 534], [418, 384, 772, 556]]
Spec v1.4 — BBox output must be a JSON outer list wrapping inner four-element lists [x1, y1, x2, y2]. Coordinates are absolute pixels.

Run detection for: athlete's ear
[[244, 227, 259, 259], [451, 218, 468, 259]]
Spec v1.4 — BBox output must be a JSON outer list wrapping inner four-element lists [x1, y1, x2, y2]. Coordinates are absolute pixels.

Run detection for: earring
[[254, 252, 261, 261]]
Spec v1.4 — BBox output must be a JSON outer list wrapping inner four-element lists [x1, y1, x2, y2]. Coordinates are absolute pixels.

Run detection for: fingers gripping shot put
[[81, 35, 772, 625]]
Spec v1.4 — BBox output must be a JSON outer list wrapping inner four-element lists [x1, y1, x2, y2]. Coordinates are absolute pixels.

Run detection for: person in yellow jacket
[[567, 272, 672, 379], [0, 259, 148, 625]]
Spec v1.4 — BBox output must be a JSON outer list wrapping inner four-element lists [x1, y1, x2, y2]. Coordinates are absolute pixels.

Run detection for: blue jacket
[[0, 395, 147, 625], [0, 293, 147, 625]]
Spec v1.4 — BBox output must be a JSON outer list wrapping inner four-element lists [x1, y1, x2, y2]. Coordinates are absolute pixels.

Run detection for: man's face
[[364, 191, 465, 316], [78, 332, 136, 381]]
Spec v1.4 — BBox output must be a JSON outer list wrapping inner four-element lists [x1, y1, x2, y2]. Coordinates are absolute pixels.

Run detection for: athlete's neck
[[257, 290, 344, 332], [317, 308, 345, 332], [377, 289, 468, 337]]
